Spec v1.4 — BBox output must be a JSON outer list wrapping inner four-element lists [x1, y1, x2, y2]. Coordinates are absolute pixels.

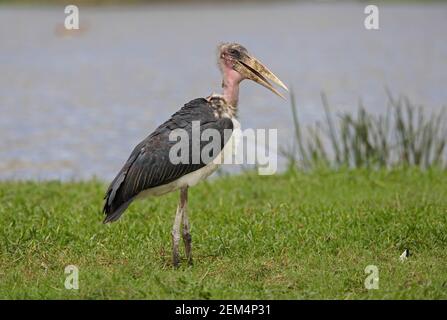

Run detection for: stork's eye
[[228, 49, 238, 55]]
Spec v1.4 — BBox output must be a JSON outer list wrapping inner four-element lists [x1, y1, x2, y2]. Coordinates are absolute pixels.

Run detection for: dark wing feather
[[103, 98, 233, 223]]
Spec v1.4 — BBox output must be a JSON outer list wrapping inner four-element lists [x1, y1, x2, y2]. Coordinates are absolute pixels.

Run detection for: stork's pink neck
[[221, 66, 242, 108]]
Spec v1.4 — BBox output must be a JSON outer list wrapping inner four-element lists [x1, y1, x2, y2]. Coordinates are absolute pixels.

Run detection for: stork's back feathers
[[103, 98, 234, 223]]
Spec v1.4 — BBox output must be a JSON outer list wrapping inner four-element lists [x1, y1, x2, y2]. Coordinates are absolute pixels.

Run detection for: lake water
[[0, 2, 446, 180]]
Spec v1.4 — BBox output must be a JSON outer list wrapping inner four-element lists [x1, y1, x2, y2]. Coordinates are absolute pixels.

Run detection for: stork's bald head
[[217, 42, 288, 99]]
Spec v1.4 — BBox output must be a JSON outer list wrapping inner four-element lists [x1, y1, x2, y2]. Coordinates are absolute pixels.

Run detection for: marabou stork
[[103, 43, 288, 267]]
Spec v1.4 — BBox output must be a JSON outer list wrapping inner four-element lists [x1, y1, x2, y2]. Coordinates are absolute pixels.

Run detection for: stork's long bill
[[234, 52, 289, 99]]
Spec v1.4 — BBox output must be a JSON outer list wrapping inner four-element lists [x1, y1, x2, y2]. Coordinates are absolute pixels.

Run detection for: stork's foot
[[182, 231, 193, 266], [172, 253, 180, 268], [172, 230, 181, 268]]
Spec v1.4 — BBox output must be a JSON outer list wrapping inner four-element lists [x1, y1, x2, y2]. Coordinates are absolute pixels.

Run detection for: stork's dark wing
[[103, 98, 233, 223]]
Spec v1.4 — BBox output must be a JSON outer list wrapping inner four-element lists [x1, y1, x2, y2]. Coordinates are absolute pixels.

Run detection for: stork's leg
[[181, 187, 192, 265], [171, 191, 184, 268]]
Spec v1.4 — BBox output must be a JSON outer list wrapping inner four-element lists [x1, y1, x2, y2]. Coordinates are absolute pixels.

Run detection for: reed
[[284, 90, 447, 170]]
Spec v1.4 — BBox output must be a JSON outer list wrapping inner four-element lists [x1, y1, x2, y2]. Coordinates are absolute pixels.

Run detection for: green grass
[[1, 169, 447, 299]]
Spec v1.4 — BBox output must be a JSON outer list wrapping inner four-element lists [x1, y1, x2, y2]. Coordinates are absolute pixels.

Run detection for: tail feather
[[103, 169, 133, 223], [103, 198, 133, 224]]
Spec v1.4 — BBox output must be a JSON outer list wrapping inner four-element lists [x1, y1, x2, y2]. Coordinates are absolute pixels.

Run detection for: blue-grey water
[[0, 2, 446, 180]]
